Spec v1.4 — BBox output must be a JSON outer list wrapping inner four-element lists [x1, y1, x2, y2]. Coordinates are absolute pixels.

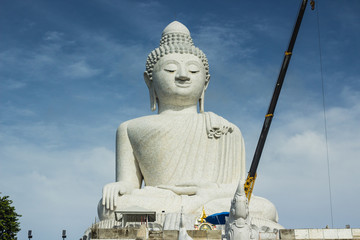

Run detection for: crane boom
[[244, 0, 312, 201]]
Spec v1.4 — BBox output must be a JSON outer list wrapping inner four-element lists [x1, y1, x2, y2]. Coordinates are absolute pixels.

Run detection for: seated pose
[[98, 21, 280, 227]]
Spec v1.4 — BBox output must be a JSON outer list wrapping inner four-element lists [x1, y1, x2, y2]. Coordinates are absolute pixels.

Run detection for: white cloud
[[43, 31, 64, 41], [1, 78, 27, 90], [64, 60, 102, 79], [194, 22, 256, 64], [0, 129, 114, 239]]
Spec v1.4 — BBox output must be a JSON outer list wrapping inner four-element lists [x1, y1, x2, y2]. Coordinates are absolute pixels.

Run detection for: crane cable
[[314, 0, 334, 228]]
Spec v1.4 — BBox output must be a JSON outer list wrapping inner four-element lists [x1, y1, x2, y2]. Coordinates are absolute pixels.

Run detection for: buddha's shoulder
[[117, 115, 161, 133], [117, 113, 242, 136], [204, 111, 242, 134]]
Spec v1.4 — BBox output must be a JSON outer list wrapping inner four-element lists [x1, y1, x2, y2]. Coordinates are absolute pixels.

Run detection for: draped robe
[[109, 112, 246, 215], [127, 112, 245, 187]]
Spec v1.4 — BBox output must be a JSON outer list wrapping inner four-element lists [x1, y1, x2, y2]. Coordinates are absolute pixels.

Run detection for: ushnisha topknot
[[145, 21, 210, 80]]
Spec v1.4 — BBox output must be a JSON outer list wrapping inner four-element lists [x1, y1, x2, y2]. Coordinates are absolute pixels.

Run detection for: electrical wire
[[315, 0, 334, 228]]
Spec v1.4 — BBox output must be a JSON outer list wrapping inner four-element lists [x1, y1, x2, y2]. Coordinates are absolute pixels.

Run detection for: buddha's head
[[144, 21, 210, 112]]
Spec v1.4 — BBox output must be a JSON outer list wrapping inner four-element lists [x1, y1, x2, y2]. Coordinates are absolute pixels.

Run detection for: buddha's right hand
[[102, 182, 130, 211]]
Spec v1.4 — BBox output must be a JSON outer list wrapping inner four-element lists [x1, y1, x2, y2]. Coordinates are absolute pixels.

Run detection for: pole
[[28, 230, 32, 240], [62, 230, 67, 240]]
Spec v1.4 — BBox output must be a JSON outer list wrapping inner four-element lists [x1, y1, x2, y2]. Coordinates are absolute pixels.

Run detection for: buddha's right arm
[[115, 121, 142, 186], [102, 121, 142, 210]]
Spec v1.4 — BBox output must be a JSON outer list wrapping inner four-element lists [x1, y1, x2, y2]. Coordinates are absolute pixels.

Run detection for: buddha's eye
[[188, 64, 200, 74], [164, 63, 177, 73]]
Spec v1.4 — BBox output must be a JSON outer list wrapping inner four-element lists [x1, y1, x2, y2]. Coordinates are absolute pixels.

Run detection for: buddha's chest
[[128, 115, 208, 166], [126, 114, 241, 186], [127, 115, 215, 184]]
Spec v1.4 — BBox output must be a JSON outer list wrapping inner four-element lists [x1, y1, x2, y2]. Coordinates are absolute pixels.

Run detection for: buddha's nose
[[175, 68, 190, 81]]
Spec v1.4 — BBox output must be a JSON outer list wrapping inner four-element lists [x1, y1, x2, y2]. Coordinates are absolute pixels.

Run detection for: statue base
[[88, 228, 222, 240], [83, 226, 360, 240]]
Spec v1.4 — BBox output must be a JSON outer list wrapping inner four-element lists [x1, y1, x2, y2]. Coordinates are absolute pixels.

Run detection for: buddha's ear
[[199, 75, 210, 113], [204, 74, 210, 91], [144, 71, 157, 112], [144, 71, 151, 89]]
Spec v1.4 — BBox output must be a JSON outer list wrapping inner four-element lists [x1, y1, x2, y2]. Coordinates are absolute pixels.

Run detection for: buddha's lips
[[175, 80, 191, 87]]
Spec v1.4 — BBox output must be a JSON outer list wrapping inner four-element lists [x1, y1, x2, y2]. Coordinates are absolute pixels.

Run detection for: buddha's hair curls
[[145, 31, 210, 80]]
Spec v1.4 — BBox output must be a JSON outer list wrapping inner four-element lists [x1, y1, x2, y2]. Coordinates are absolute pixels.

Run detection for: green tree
[[0, 193, 21, 240]]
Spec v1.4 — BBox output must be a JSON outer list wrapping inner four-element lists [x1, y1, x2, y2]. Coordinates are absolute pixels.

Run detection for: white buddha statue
[[98, 21, 281, 229]]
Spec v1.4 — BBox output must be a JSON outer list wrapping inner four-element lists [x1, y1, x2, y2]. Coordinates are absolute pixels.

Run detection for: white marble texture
[[97, 21, 280, 230], [226, 181, 257, 240]]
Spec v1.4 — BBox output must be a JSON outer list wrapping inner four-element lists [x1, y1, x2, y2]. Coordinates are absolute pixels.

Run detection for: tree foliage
[[0, 193, 21, 240]]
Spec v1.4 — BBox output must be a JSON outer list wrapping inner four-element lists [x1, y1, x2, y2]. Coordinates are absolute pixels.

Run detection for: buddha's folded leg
[[98, 186, 207, 221], [192, 195, 279, 223], [249, 195, 279, 223], [98, 186, 280, 228]]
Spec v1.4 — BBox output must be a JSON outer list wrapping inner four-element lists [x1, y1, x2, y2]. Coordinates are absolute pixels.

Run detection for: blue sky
[[1, 0, 359, 239]]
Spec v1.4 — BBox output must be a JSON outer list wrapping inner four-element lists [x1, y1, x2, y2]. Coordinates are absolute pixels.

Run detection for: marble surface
[[226, 181, 256, 240], [97, 21, 280, 230]]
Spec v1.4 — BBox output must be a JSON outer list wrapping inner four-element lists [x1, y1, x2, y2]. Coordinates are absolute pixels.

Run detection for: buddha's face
[[151, 53, 208, 107]]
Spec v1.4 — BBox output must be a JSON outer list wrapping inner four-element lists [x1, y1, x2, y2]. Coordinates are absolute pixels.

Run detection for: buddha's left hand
[[157, 182, 219, 195]]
